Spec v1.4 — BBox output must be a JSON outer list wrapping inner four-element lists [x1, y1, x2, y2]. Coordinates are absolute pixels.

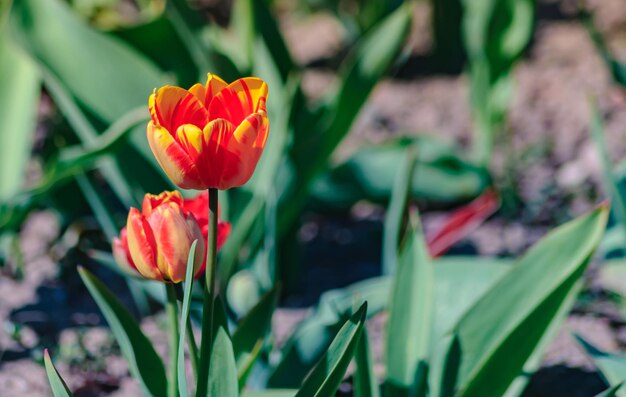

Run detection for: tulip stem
[[166, 283, 180, 397], [197, 188, 219, 397]]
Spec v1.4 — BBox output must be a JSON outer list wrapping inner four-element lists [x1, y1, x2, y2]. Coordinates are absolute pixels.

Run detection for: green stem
[[196, 188, 219, 397], [166, 284, 180, 397]]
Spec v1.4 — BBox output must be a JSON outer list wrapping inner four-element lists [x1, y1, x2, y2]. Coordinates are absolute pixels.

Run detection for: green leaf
[[0, 37, 40, 201], [11, 0, 165, 123], [450, 206, 609, 397], [232, 286, 280, 386], [298, 4, 413, 161], [250, 0, 295, 81], [385, 213, 433, 397], [319, 2, 412, 156], [463, 0, 535, 165], [178, 240, 198, 397], [577, 335, 626, 397], [281, 2, 413, 234], [78, 267, 167, 397], [382, 147, 416, 275], [231, 0, 255, 72], [295, 302, 368, 397], [43, 349, 73, 397], [431, 256, 512, 345], [503, 277, 583, 397], [269, 278, 387, 388], [113, 16, 198, 86], [208, 309, 239, 397], [310, 136, 489, 210], [354, 327, 380, 397], [270, 257, 511, 389]]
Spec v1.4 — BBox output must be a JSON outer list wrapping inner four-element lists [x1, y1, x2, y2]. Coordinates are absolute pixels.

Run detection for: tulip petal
[[176, 124, 204, 159], [149, 86, 208, 132], [208, 77, 268, 126], [147, 122, 204, 190], [112, 228, 139, 275], [217, 221, 232, 250], [142, 191, 184, 215], [200, 118, 236, 188], [190, 73, 228, 107], [152, 204, 204, 283], [126, 208, 163, 281], [217, 112, 269, 189]]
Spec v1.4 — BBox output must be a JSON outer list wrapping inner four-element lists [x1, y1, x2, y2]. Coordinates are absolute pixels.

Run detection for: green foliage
[[9, 2, 613, 397], [78, 267, 168, 397], [295, 302, 367, 397], [463, 0, 535, 165], [0, 37, 40, 201], [354, 327, 380, 397], [43, 350, 73, 397], [208, 314, 239, 397], [177, 241, 199, 397], [11, 0, 165, 122], [311, 136, 490, 210], [384, 213, 432, 397], [382, 146, 416, 275], [450, 206, 606, 397]]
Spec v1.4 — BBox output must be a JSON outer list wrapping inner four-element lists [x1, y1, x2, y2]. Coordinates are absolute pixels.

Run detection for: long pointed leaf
[[385, 212, 433, 397], [78, 267, 167, 397], [208, 299, 239, 397], [295, 302, 368, 397], [382, 147, 416, 275], [0, 37, 40, 201], [178, 241, 198, 397], [10, 0, 164, 122], [354, 327, 380, 397], [43, 349, 73, 397], [451, 206, 609, 397]]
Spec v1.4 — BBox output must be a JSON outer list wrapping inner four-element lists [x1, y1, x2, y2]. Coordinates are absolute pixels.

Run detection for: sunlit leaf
[[43, 350, 73, 397], [295, 302, 368, 397], [79, 267, 167, 397], [449, 206, 608, 397]]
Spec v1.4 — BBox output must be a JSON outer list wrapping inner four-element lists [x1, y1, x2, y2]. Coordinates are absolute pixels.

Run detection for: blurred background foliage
[[4, 0, 626, 395]]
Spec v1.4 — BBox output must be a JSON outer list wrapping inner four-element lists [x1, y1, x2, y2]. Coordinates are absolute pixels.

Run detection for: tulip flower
[[112, 191, 230, 281], [147, 73, 269, 190]]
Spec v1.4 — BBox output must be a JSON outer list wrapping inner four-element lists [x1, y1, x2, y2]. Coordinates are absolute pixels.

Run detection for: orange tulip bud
[[147, 73, 269, 190], [113, 191, 230, 282]]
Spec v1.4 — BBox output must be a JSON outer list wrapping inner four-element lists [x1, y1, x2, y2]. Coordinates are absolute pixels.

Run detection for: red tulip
[[147, 73, 269, 190], [112, 191, 230, 282]]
